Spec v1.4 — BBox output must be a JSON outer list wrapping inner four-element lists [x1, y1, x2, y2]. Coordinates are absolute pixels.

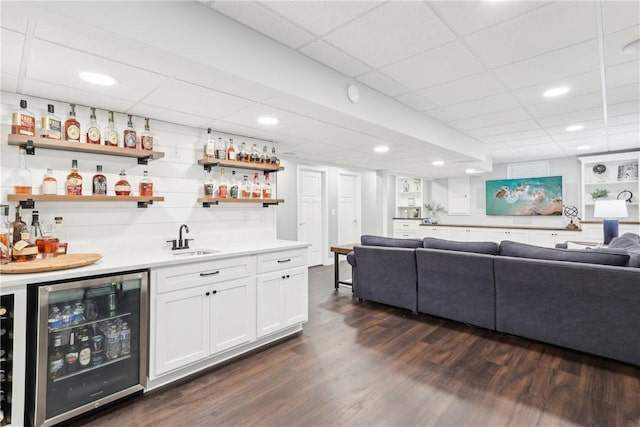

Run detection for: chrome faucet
[[167, 224, 194, 250]]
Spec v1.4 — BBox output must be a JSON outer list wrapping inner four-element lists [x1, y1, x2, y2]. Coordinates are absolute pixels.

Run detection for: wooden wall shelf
[[197, 197, 284, 208], [198, 158, 284, 173], [7, 194, 164, 209]]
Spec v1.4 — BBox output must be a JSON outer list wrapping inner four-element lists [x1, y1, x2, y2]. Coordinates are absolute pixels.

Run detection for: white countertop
[[0, 239, 309, 292]]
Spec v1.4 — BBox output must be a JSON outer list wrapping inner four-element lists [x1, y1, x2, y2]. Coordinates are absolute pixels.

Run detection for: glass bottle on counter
[[203, 170, 215, 198], [11, 205, 26, 248], [249, 143, 260, 163], [86, 107, 101, 144], [40, 104, 62, 140], [138, 170, 153, 196], [204, 128, 215, 160], [41, 169, 58, 195], [229, 170, 239, 199], [241, 175, 251, 199], [262, 173, 273, 199], [66, 159, 83, 195], [49, 333, 65, 380], [115, 170, 132, 196], [64, 104, 81, 142], [238, 142, 249, 162], [92, 165, 107, 195], [0, 205, 11, 265], [14, 148, 32, 194], [251, 172, 261, 199], [215, 137, 226, 160], [11, 205, 37, 262], [104, 111, 119, 147], [227, 138, 236, 161], [123, 115, 137, 149], [217, 168, 228, 199], [141, 118, 153, 151], [12, 99, 35, 136]]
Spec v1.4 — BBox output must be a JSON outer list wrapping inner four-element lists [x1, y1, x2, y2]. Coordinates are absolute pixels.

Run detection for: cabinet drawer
[[154, 256, 256, 294], [257, 249, 307, 274], [393, 220, 420, 231]]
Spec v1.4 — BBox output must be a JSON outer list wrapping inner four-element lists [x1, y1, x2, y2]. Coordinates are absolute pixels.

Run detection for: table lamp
[[593, 199, 628, 244]]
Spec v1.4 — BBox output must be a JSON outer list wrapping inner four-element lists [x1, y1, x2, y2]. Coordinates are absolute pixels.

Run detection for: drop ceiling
[[1, 1, 638, 179]]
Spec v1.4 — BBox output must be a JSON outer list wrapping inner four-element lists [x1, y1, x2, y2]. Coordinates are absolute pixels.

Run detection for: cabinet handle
[[212, 290, 217, 295], [200, 271, 220, 277], [286, 275, 290, 279], [282, 275, 286, 279], [277, 258, 292, 263], [205, 291, 210, 296]]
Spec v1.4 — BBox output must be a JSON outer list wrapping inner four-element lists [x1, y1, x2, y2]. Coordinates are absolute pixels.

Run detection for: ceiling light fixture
[[432, 160, 444, 166], [79, 71, 116, 86], [543, 86, 569, 98], [565, 124, 584, 132], [465, 168, 477, 174], [577, 145, 591, 151], [620, 38, 640, 54], [373, 146, 389, 153], [257, 116, 279, 125]]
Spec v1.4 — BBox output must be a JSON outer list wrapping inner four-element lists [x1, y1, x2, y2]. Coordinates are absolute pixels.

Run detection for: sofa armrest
[[346, 251, 356, 267]]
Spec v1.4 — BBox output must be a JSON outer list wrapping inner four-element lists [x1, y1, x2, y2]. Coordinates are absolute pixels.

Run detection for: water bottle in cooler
[[48, 306, 62, 329], [106, 326, 121, 359], [120, 322, 131, 355], [61, 305, 73, 326]]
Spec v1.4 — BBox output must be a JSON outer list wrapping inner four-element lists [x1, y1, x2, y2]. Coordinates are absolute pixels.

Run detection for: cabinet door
[[256, 272, 284, 338], [154, 285, 209, 376], [210, 278, 256, 355], [282, 267, 308, 327], [448, 177, 470, 215]]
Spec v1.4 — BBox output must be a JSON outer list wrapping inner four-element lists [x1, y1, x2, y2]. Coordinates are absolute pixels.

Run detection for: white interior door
[[338, 173, 361, 244], [298, 169, 324, 266]]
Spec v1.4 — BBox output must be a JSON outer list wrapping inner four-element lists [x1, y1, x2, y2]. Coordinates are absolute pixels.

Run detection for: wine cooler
[[1, 295, 14, 426], [26, 271, 148, 427]]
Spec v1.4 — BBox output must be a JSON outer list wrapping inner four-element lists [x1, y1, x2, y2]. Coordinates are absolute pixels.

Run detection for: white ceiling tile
[[536, 107, 604, 128], [440, 93, 520, 119], [607, 83, 640, 105], [606, 60, 640, 88], [556, 135, 607, 148], [527, 91, 603, 119], [299, 40, 370, 77], [601, 0, 640, 35], [487, 146, 523, 161], [218, 103, 311, 132], [394, 93, 438, 112], [277, 120, 349, 141], [463, 2, 596, 68], [608, 123, 640, 135], [324, 1, 456, 68], [381, 41, 484, 90], [501, 136, 554, 147], [511, 70, 602, 106], [1, 73, 18, 93], [259, 1, 381, 36], [418, 72, 504, 106], [603, 26, 640, 68], [464, 119, 541, 137], [1, 29, 24, 76], [356, 71, 407, 97], [608, 113, 640, 126], [609, 139, 640, 151], [0, 3, 28, 33], [559, 140, 609, 156], [493, 40, 600, 90], [447, 108, 532, 132], [551, 127, 606, 142], [608, 100, 640, 117], [494, 128, 549, 142], [424, 108, 462, 123], [211, 1, 315, 49], [608, 131, 640, 148], [515, 143, 564, 158], [129, 104, 212, 128]]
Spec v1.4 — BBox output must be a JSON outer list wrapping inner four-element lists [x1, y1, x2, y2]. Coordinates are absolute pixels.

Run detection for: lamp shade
[[593, 199, 628, 219]]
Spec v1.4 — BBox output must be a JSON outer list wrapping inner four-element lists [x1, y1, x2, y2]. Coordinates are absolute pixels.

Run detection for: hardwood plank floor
[[71, 263, 640, 427]]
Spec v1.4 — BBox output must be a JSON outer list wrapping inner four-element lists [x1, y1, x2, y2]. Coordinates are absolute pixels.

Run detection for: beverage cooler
[[26, 271, 148, 427]]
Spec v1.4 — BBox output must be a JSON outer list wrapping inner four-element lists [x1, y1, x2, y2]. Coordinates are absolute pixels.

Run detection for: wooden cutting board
[[0, 253, 102, 274]]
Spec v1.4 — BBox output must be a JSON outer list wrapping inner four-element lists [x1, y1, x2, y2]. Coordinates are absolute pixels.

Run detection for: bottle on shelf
[[120, 322, 131, 356], [106, 325, 121, 360], [86, 107, 101, 144], [218, 168, 228, 199], [66, 159, 83, 195], [65, 330, 80, 373], [250, 143, 260, 163], [141, 118, 153, 151], [270, 145, 280, 166], [104, 111, 119, 147], [215, 137, 226, 160], [78, 332, 92, 369], [0, 205, 11, 265], [11, 99, 35, 136], [123, 115, 137, 149], [64, 104, 81, 142], [115, 170, 132, 196], [203, 170, 215, 198], [41, 169, 58, 195], [227, 138, 236, 161], [49, 333, 65, 380], [262, 173, 273, 199], [139, 170, 153, 196], [260, 145, 269, 164], [204, 128, 215, 160], [230, 170, 239, 199], [13, 148, 32, 194], [238, 142, 249, 162], [251, 172, 261, 199], [241, 175, 251, 198], [40, 104, 62, 140], [92, 165, 107, 195]]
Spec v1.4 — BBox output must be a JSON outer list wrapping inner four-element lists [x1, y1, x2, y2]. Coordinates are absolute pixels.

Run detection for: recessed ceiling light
[[373, 146, 389, 153], [465, 168, 477, 174], [432, 160, 444, 166], [543, 86, 569, 97], [79, 71, 116, 86], [257, 116, 279, 125], [565, 124, 584, 132], [620, 38, 640, 54], [577, 145, 591, 151]]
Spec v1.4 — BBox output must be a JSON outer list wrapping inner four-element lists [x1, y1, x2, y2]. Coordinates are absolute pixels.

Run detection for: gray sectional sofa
[[346, 233, 640, 366]]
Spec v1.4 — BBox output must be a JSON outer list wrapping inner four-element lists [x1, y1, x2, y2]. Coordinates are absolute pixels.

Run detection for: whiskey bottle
[[141, 118, 153, 151], [64, 104, 81, 142], [241, 175, 251, 199], [104, 111, 119, 147], [40, 104, 61, 140], [41, 169, 57, 195], [11, 99, 35, 136], [260, 145, 269, 164], [11, 207, 37, 262], [123, 115, 137, 148], [139, 170, 153, 196], [0, 205, 11, 265], [204, 128, 215, 160], [65, 330, 80, 373], [250, 143, 260, 163], [203, 171, 215, 198], [215, 137, 226, 160], [251, 172, 261, 199], [92, 165, 107, 195], [86, 107, 101, 144], [13, 148, 32, 194], [218, 168, 228, 199], [262, 173, 273, 199], [115, 170, 132, 196], [66, 160, 83, 195], [230, 170, 239, 199], [238, 142, 249, 162], [11, 205, 26, 248], [49, 333, 65, 379], [227, 138, 236, 161], [270, 146, 280, 165]]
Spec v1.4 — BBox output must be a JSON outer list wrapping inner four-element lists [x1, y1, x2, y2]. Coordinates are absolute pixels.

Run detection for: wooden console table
[[330, 244, 356, 290]]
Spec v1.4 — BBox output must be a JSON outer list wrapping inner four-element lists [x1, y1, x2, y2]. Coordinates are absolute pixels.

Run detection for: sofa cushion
[[360, 235, 423, 248], [609, 233, 640, 268], [422, 237, 499, 255], [500, 240, 630, 266]]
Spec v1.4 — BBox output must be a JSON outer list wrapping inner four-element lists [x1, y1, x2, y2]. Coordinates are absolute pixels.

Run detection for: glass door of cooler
[[33, 271, 148, 427]]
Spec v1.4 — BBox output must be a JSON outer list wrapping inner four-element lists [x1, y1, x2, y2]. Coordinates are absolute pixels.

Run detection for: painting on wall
[[485, 176, 563, 216]]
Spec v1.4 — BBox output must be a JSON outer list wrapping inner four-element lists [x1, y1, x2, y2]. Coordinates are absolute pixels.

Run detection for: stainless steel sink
[[171, 249, 219, 257]]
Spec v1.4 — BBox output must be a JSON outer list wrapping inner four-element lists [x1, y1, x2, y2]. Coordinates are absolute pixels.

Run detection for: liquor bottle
[[141, 118, 153, 151], [238, 142, 249, 162], [0, 205, 11, 265], [86, 107, 101, 144], [139, 170, 153, 196], [215, 137, 226, 160], [40, 104, 62, 140], [241, 175, 251, 199], [260, 145, 269, 164], [218, 168, 228, 199], [270, 146, 280, 166], [41, 169, 58, 195], [49, 333, 65, 380], [52, 217, 67, 244], [29, 210, 43, 245], [123, 115, 137, 148], [250, 143, 260, 163], [203, 171, 215, 198], [64, 103, 81, 142], [11, 208, 37, 262], [251, 172, 261, 199], [66, 159, 83, 195], [262, 173, 273, 199], [13, 148, 32, 194], [92, 165, 107, 195], [204, 128, 215, 160], [104, 111, 119, 147], [11, 99, 35, 136], [230, 170, 239, 199], [78, 333, 92, 369], [65, 330, 80, 373], [115, 170, 131, 196], [227, 138, 236, 161], [11, 205, 26, 248]]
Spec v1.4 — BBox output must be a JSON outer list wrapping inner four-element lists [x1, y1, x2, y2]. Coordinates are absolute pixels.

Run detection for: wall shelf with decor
[[579, 151, 640, 222], [7, 194, 164, 209], [198, 158, 283, 173], [197, 197, 283, 208], [395, 176, 423, 218]]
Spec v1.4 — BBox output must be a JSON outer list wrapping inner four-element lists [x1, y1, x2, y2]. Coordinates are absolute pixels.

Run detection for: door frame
[[297, 165, 329, 266], [337, 170, 362, 246]]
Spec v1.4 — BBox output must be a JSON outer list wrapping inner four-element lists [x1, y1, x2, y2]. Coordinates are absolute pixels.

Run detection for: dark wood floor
[[72, 263, 640, 427]]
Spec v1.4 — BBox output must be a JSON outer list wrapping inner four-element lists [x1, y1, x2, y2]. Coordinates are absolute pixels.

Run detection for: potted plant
[[423, 202, 446, 224], [590, 188, 609, 201]]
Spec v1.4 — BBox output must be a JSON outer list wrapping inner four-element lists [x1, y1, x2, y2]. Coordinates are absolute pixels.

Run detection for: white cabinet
[[392, 219, 421, 238], [486, 228, 529, 244], [448, 227, 486, 242], [421, 226, 451, 239], [210, 277, 256, 354], [396, 176, 423, 219], [529, 230, 578, 247], [447, 177, 471, 215]]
